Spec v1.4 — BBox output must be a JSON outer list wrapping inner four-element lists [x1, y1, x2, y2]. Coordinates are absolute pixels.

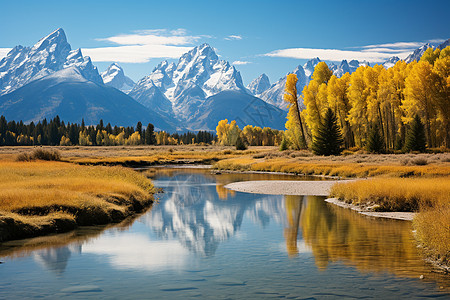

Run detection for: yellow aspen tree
[[420, 47, 441, 65], [403, 61, 437, 147], [347, 66, 369, 147], [301, 62, 333, 141], [327, 73, 354, 147], [243, 125, 254, 146], [377, 68, 397, 148], [365, 65, 383, 126], [432, 55, 450, 147], [312, 61, 333, 84], [284, 73, 307, 149], [216, 119, 230, 145]]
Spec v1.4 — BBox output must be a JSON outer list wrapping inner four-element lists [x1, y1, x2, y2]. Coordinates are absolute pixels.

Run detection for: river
[[0, 168, 448, 299]]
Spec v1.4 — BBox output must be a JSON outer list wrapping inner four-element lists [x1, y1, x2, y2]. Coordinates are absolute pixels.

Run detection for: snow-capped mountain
[[129, 44, 278, 130], [101, 63, 135, 93], [329, 59, 368, 77], [247, 73, 271, 96], [0, 28, 102, 95], [404, 43, 432, 63], [0, 66, 175, 129], [382, 56, 400, 69]]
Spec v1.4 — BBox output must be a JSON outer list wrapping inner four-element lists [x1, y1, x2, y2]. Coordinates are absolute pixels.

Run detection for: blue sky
[[1, 0, 449, 85]]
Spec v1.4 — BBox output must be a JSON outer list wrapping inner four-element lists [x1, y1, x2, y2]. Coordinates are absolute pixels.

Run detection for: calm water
[[0, 168, 448, 299]]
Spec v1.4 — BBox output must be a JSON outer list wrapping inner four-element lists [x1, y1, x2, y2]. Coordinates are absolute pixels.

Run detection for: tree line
[[215, 119, 283, 147], [0, 115, 215, 146], [285, 45, 449, 153]]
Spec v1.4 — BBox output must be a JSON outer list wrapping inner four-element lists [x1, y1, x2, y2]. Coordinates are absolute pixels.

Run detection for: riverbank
[[0, 159, 155, 242]]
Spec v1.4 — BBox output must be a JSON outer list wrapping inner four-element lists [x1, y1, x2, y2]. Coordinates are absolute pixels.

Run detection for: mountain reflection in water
[[0, 168, 447, 289]]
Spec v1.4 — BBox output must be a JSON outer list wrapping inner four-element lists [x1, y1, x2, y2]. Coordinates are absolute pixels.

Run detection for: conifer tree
[[366, 121, 384, 153], [403, 114, 427, 152], [311, 108, 344, 156], [145, 123, 156, 145]]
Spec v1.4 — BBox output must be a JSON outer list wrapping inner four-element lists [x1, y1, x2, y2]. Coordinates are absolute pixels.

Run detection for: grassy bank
[[0, 159, 155, 242], [214, 152, 450, 178], [330, 177, 450, 270]]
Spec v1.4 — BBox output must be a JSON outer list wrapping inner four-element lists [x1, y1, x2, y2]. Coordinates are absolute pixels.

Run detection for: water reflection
[[142, 171, 287, 256], [0, 168, 447, 290], [299, 196, 430, 278]]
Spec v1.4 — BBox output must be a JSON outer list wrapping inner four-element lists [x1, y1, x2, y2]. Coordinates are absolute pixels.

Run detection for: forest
[[284, 46, 450, 153], [0, 116, 215, 146]]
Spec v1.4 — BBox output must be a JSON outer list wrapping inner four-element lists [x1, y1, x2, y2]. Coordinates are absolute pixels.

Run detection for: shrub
[[411, 158, 428, 166], [17, 149, 61, 161], [32, 149, 61, 161], [16, 153, 32, 162], [279, 138, 288, 151], [235, 135, 247, 150]]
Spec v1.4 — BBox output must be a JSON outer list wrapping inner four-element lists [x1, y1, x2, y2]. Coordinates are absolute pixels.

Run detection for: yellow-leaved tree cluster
[[285, 46, 450, 151], [216, 119, 283, 146]]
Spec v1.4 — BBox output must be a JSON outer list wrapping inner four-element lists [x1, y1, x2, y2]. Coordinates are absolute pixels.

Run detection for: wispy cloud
[[232, 60, 251, 65], [264, 39, 449, 63], [225, 35, 242, 41], [84, 28, 203, 63]]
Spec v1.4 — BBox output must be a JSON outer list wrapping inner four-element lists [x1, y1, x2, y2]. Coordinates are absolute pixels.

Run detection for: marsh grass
[[0, 161, 154, 241], [330, 178, 450, 211], [16, 149, 61, 161]]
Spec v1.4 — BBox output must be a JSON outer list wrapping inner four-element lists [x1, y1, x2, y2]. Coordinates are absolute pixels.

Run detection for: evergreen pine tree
[[366, 121, 384, 153], [403, 114, 427, 152], [311, 108, 344, 156], [145, 123, 156, 145]]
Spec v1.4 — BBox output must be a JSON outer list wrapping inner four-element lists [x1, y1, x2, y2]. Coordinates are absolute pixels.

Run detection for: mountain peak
[[101, 62, 134, 93], [31, 28, 68, 52], [0, 28, 103, 95], [247, 73, 271, 96]]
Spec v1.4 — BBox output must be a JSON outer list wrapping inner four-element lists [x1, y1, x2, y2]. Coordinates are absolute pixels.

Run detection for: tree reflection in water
[[299, 196, 429, 278]]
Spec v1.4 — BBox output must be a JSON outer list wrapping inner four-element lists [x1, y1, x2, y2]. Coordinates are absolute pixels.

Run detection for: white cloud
[[85, 28, 201, 63], [83, 45, 194, 63], [232, 60, 251, 65], [264, 48, 407, 62], [225, 35, 242, 41], [0, 48, 11, 60], [361, 41, 424, 49], [263, 39, 449, 63]]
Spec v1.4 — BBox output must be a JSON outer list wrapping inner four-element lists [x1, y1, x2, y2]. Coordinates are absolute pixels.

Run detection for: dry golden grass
[[414, 205, 450, 266], [330, 177, 450, 211], [0, 160, 155, 241], [215, 156, 450, 178]]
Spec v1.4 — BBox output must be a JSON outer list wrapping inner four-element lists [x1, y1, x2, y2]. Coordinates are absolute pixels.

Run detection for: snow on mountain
[[382, 56, 400, 69], [0, 66, 176, 130], [0, 28, 102, 95], [405, 43, 432, 63], [247, 73, 271, 96], [129, 43, 250, 127], [101, 63, 135, 93]]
